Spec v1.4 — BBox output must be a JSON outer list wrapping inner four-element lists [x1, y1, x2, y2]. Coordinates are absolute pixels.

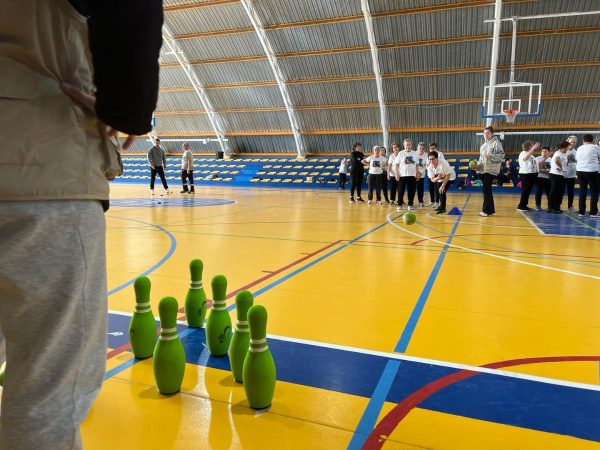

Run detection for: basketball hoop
[[502, 108, 520, 124]]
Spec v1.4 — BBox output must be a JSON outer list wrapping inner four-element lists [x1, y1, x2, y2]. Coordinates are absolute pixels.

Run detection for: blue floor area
[[108, 313, 600, 442], [526, 210, 600, 237]]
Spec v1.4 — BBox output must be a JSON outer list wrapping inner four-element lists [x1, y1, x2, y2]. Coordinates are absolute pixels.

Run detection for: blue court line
[[107, 217, 177, 296], [103, 328, 195, 381], [106, 217, 391, 378], [347, 194, 470, 450], [105, 313, 600, 442]]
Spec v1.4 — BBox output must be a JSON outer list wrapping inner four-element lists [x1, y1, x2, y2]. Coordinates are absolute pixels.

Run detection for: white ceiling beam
[[361, 0, 389, 150], [240, 0, 306, 159], [161, 25, 231, 158]]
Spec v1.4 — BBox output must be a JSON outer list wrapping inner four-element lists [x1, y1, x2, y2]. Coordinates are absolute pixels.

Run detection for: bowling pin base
[[158, 388, 181, 396], [133, 354, 153, 361], [250, 404, 271, 411]]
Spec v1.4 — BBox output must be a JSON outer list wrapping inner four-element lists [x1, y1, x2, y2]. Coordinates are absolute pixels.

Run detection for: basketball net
[[502, 108, 519, 124]]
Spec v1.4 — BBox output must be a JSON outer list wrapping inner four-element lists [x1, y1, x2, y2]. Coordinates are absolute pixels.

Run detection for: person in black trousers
[[478, 127, 505, 217], [148, 138, 171, 196], [548, 141, 570, 213], [534, 147, 551, 210], [516, 141, 540, 211], [575, 134, 600, 218], [350, 143, 365, 202]]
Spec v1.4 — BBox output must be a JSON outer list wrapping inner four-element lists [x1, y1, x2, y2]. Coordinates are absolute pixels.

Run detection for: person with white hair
[[363, 146, 386, 205], [180, 142, 195, 194]]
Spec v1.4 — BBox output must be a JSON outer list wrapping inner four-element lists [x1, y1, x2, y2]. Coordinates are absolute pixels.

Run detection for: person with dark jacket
[[350, 142, 366, 202], [148, 138, 171, 195], [0, 1, 162, 448]]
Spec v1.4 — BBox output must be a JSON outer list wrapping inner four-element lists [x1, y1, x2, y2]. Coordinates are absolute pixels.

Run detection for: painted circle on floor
[[109, 197, 235, 208]]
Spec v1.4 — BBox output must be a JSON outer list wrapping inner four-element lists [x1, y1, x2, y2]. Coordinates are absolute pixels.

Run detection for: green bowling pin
[[185, 259, 207, 328], [129, 276, 157, 359], [153, 297, 186, 395], [243, 305, 276, 409], [228, 291, 254, 383], [206, 275, 232, 356]]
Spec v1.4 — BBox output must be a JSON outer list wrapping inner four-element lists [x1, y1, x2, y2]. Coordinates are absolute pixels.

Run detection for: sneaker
[[568, 207, 575, 212], [516, 207, 530, 212], [376, 201, 382, 205], [396, 206, 403, 212], [535, 206, 542, 211], [590, 214, 600, 219], [479, 212, 489, 217], [407, 205, 413, 211], [419, 203, 425, 208], [189, 190, 195, 194], [578, 213, 585, 218], [357, 198, 365, 203], [180, 190, 188, 194], [436, 209, 446, 214], [349, 197, 355, 203], [367, 200, 372, 205], [150, 189, 154, 196], [431, 202, 438, 208], [166, 189, 173, 195], [547, 209, 554, 214]]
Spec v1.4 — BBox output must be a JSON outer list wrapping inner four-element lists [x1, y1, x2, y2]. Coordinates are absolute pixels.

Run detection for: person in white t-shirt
[[575, 134, 600, 218], [427, 143, 445, 207], [338, 157, 349, 190], [395, 138, 418, 211], [428, 151, 456, 214], [415, 142, 428, 207], [548, 140, 570, 213], [534, 147, 551, 210], [379, 147, 390, 203], [363, 146, 386, 204], [563, 135, 578, 211], [180, 142, 195, 194], [516, 140, 540, 211], [387, 142, 401, 205]]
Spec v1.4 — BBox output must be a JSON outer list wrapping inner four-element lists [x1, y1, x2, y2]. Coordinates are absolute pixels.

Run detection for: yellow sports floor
[[83, 184, 600, 449]]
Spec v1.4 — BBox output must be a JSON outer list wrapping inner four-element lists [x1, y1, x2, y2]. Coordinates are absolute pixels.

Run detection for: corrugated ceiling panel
[[227, 135, 297, 153], [289, 80, 378, 106], [389, 103, 481, 128], [370, 0, 468, 14], [154, 114, 216, 134], [194, 60, 276, 85], [503, 0, 600, 25], [496, 66, 600, 95], [513, 99, 600, 125], [164, 3, 252, 35], [304, 133, 383, 153], [279, 52, 373, 80], [159, 66, 193, 88], [374, 6, 492, 43], [384, 72, 488, 102], [156, 90, 206, 111], [251, 0, 362, 26], [209, 86, 286, 109], [221, 111, 292, 132], [176, 34, 264, 61], [298, 108, 381, 130], [509, 33, 600, 66], [268, 21, 368, 53], [379, 40, 491, 74], [163, 0, 220, 7]]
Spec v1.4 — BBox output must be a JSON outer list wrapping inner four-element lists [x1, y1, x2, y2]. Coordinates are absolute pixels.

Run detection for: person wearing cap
[[180, 142, 195, 194]]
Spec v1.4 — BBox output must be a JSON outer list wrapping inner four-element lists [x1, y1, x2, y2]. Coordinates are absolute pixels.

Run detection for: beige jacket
[[478, 137, 505, 175], [0, 0, 122, 201]]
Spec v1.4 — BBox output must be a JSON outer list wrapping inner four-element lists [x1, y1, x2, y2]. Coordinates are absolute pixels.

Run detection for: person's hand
[[188, 170, 191, 175], [439, 185, 445, 194], [61, 83, 136, 149], [533, 142, 541, 149], [150, 165, 155, 170]]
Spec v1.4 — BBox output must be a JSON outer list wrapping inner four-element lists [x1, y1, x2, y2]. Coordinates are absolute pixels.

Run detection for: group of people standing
[[515, 133, 600, 217], [340, 140, 456, 214], [338, 127, 600, 218]]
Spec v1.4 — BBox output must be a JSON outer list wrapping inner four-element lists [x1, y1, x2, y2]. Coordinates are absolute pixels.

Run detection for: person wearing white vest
[[180, 142, 195, 194], [0, 1, 162, 448], [575, 134, 600, 218]]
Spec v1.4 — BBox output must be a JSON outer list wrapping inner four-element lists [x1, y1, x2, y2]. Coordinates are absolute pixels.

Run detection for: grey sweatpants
[[0, 201, 107, 450]]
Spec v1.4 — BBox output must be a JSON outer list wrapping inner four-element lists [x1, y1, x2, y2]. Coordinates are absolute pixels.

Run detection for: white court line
[[518, 210, 547, 235], [108, 309, 600, 392], [387, 212, 600, 280], [425, 211, 535, 230]]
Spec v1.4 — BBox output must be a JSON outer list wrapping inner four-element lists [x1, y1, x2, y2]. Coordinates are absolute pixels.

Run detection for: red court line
[[362, 355, 600, 450], [108, 239, 343, 361]]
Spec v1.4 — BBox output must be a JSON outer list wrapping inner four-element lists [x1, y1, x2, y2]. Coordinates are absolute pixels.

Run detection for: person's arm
[[162, 149, 167, 168], [488, 141, 505, 163], [554, 155, 563, 172], [522, 143, 540, 161], [147, 149, 154, 168], [72, 0, 163, 136]]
